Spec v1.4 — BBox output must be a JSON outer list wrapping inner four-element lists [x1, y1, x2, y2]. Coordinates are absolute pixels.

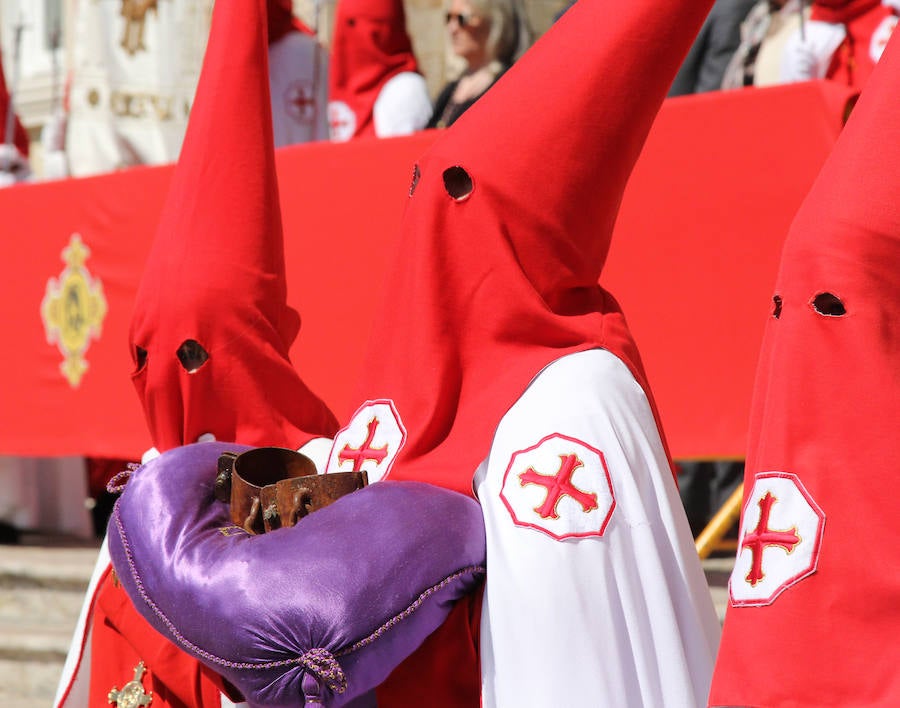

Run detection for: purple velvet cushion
[[107, 442, 486, 708]]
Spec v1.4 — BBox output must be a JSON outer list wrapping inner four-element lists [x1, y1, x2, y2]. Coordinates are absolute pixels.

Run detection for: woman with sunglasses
[[427, 0, 531, 128]]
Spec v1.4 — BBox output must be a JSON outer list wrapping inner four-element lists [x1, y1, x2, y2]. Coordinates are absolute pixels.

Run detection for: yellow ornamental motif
[[120, 0, 159, 56], [41, 234, 108, 388], [109, 661, 153, 707]]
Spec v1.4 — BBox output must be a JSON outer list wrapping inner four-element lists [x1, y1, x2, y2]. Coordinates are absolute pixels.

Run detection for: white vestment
[[64, 0, 212, 177], [476, 350, 720, 706], [268, 30, 329, 147]]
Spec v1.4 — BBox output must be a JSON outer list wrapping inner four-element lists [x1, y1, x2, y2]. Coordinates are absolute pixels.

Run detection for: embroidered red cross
[[519, 454, 598, 520], [329, 112, 351, 134], [741, 491, 801, 587], [338, 418, 388, 471], [290, 87, 314, 113]]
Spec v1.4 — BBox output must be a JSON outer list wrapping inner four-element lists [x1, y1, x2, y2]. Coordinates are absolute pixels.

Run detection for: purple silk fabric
[[107, 442, 486, 707]]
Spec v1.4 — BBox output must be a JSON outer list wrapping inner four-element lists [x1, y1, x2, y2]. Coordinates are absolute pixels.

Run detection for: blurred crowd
[[2, 0, 894, 189], [670, 0, 898, 96], [0, 0, 535, 186]]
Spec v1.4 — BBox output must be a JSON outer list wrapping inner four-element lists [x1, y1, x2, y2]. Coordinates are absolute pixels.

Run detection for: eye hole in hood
[[772, 295, 782, 319], [134, 345, 148, 374], [177, 339, 210, 373], [443, 166, 474, 201], [812, 292, 846, 317]]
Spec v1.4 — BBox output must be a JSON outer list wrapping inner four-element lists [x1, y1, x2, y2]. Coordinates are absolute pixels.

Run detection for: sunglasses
[[445, 11, 476, 26]]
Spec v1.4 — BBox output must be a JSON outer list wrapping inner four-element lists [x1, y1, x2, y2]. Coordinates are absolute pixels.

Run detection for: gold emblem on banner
[[120, 0, 159, 56], [40, 234, 108, 388], [109, 661, 153, 707]]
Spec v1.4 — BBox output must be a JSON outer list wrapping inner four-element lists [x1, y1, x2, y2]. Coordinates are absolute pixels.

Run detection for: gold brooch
[[108, 661, 153, 707]]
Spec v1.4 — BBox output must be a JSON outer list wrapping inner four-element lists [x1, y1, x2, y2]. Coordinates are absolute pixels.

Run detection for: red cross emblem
[[329, 114, 350, 133], [338, 418, 388, 471], [326, 399, 406, 481], [285, 81, 315, 123], [519, 454, 599, 519], [500, 433, 615, 541], [740, 491, 800, 587], [327, 101, 356, 142], [729, 472, 825, 607]]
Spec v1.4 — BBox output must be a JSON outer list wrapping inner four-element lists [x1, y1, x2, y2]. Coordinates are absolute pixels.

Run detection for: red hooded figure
[[328, 0, 431, 140], [55, 0, 337, 705], [709, 27, 900, 708], [325, 0, 721, 703]]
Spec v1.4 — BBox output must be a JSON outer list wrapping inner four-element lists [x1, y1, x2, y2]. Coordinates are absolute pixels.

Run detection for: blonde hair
[[463, 0, 532, 65]]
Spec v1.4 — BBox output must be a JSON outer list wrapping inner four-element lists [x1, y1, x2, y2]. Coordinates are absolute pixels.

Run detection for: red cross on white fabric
[[740, 491, 801, 587], [338, 418, 388, 472], [500, 433, 615, 541], [728, 472, 825, 607], [326, 399, 407, 480], [519, 454, 599, 519]]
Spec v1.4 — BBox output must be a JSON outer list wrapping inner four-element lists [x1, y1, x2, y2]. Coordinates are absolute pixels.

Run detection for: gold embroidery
[[110, 91, 175, 120], [120, 0, 159, 56], [40, 234, 108, 388]]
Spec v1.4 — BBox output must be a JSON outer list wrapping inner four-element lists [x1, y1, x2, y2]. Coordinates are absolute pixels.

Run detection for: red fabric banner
[[0, 81, 855, 460]]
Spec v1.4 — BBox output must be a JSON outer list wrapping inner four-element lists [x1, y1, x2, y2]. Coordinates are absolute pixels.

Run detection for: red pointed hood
[[0, 49, 29, 158], [710, 29, 900, 707], [328, 0, 419, 139], [129, 0, 337, 452], [747, 34, 900, 489], [347, 0, 714, 494]]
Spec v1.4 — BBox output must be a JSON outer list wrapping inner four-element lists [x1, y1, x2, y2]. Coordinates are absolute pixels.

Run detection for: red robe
[[709, 23, 900, 708]]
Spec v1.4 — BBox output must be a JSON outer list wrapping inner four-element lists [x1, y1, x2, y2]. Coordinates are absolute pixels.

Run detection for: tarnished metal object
[[214, 451, 238, 502], [217, 447, 368, 535], [231, 447, 316, 534], [267, 471, 370, 531], [108, 661, 153, 707]]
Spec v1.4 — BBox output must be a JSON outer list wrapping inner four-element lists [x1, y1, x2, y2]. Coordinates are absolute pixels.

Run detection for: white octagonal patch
[[500, 433, 615, 541], [325, 399, 406, 482], [327, 100, 356, 142], [729, 472, 825, 607]]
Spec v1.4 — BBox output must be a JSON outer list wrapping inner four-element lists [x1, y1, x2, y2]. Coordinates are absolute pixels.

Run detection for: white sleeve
[[298, 436, 334, 473], [373, 72, 433, 138], [780, 20, 846, 82], [475, 349, 720, 708]]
